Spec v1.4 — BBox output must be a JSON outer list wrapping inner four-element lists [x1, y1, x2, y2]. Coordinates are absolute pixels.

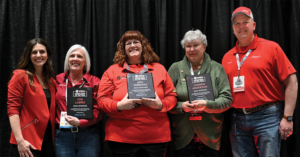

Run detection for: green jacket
[[168, 53, 232, 150]]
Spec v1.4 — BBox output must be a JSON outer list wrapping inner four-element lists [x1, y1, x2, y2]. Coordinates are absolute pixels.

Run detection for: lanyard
[[65, 77, 86, 105], [189, 63, 201, 75], [126, 62, 148, 74], [236, 49, 252, 77]]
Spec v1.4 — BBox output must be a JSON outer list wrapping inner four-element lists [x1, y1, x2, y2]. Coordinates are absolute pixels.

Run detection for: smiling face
[[185, 39, 206, 65], [30, 43, 48, 70], [232, 13, 256, 46], [125, 39, 142, 64], [68, 48, 86, 72]]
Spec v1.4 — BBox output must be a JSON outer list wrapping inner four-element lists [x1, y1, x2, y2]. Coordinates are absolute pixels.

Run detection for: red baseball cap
[[231, 6, 254, 21]]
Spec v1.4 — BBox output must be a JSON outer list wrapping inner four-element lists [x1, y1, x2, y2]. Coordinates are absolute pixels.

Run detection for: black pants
[[175, 134, 219, 157], [108, 141, 168, 157], [10, 121, 55, 157]]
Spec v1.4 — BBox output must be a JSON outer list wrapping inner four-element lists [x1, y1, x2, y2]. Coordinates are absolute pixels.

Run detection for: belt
[[236, 101, 280, 114], [56, 124, 95, 132]]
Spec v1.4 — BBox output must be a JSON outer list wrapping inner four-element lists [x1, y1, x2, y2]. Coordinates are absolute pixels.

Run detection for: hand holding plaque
[[186, 73, 214, 120], [182, 101, 206, 112], [191, 100, 206, 111], [182, 101, 195, 112], [142, 92, 163, 110], [64, 113, 80, 126], [116, 93, 141, 110]]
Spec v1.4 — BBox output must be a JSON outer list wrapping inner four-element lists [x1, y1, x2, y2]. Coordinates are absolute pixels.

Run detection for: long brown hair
[[113, 30, 160, 66], [17, 38, 55, 88]]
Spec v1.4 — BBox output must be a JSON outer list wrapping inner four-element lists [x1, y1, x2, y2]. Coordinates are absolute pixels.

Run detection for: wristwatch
[[283, 115, 293, 121]]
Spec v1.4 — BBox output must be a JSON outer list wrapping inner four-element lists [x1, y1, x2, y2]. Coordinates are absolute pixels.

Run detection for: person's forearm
[[9, 114, 24, 143], [284, 75, 298, 116]]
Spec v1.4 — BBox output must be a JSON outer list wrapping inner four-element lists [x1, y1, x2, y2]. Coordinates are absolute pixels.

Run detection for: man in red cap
[[222, 6, 298, 157]]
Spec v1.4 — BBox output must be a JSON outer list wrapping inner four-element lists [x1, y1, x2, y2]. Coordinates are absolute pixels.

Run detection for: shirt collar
[[122, 61, 153, 72], [64, 71, 89, 82], [235, 34, 259, 54]]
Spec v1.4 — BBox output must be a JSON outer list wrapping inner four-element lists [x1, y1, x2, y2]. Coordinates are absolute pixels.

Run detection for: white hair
[[64, 44, 91, 73], [180, 29, 208, 48]]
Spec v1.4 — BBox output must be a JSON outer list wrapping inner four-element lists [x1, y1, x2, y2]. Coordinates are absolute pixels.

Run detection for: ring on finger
[[132, 105, 135, 109]]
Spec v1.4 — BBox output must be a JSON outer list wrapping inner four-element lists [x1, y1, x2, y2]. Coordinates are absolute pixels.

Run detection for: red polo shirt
[[222, 34, 296, 108], [97, 62, 177, 144]]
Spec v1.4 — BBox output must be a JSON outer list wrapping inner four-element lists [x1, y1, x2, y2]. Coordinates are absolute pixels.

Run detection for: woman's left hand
[[64, 113, 80, 126], [142, 92, 163, 110], [191, 100, 207, 111]]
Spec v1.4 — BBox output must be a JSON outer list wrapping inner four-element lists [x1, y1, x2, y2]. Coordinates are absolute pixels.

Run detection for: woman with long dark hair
[[7, 38, 56, 157]]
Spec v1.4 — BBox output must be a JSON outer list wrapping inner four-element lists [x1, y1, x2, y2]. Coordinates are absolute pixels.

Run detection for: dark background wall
[[0, 0, 299, 156]]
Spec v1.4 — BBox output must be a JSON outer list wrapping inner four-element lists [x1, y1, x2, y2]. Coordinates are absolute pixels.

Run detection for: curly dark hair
[[113, 30, 160, 66], [17, 38, 55, 89]]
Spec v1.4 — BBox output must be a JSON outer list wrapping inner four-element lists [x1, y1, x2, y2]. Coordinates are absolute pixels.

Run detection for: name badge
[[233, 76, 245, 92], [190, 110, 202, 120], [59, 111, 72, 129]]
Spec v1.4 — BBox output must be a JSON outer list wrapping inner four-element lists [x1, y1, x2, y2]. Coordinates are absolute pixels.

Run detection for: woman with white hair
[[168, 29, 232, 156], [55, 45, 102, 157]]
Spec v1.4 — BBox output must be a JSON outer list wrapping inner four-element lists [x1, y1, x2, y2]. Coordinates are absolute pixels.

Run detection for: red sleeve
[[273, 45, 297, 82], [79, 76, 103, 127], [7, 70, 26, 117], [96, 69, 119, 113], [160, 68, 177, 112]]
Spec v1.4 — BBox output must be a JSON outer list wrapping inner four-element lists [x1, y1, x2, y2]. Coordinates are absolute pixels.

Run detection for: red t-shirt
[[55, 72, 102, 127], [222, 34, 296, 108], [97, 62, 177, 144]]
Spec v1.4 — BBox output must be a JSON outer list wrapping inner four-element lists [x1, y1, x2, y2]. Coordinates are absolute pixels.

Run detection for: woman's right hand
[[182, 101, 196, 112], [117, 93, 141, 110], [17, 139, 36, 157]]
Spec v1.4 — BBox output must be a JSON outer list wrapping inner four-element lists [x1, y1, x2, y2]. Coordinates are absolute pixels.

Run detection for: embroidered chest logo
[[251, 55, 261, 59], [117, 76, 127, 80]]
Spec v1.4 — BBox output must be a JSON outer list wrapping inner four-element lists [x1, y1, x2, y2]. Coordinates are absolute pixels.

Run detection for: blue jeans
[[175, 134, 219, 157], [55, 125, 100, 157], [229, 104, 283, 157]]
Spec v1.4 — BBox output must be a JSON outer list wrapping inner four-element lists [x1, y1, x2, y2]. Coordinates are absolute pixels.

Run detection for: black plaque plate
[[127, 73, 155, 99], [67, 87, 93, 119], [186, 73, 215, 103]]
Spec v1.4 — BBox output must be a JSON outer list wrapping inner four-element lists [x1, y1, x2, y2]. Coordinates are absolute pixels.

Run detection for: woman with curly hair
[[7, 38, 56, 157], [97, 30, 177, 157]]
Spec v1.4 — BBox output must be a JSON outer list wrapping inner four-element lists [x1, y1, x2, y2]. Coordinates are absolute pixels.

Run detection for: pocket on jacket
[[21, 118, 38, 131]]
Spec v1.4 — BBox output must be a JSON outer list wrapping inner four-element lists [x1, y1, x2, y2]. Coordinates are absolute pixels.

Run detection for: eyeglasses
[[125, 41, 141, 47], [185, 44, 201, 50]]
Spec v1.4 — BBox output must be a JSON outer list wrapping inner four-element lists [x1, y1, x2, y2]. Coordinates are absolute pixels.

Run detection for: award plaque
[[127, 73, 155, 99], [186, 73, 215, 103], [67, 87, 93, 119], [186, 73, 214, 120]]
